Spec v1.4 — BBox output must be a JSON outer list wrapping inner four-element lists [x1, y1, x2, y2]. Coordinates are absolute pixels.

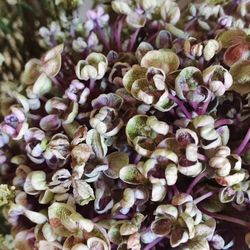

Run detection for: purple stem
[[115, 17, 123, 52], [172, 185, 179, 194], [199, 206, 250, 229], [214, 118, 234, 128], [194, 190, 218, 204], [129, 28, 140, 52], [147, 32, 159, 43], [89, 79, 96, 91], [93, 213, 129, 222], [235, 128, 250, 156], [197, 153, 208, 161], [133, 154, 142, 164], [52, 77, 63, 89], [190, 101, 199, 110], [114, 214, 130, 220], [198, 95, 211, 115], [186, 171, 207, 194], [143, 237, 164, 250], [168, 94, 192, 119], [95, 21, 110, 50], [93, 214, 108, 223]]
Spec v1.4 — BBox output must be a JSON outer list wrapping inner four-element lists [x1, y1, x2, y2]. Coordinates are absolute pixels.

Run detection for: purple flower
[[0, 106, 28, 140], [85, 6, 109, 32], [64, 79, 90, 104], [0, 150, 6, 164], [0, 131, 9, 148], [24, 128, 47, 164]]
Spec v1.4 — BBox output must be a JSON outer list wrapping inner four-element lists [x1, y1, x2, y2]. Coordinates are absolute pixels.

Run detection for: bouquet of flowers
[[0, 0, 250, 249]]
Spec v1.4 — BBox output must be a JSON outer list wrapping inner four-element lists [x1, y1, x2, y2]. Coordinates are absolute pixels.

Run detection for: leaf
[[123, 65, 147, 93], [229, 60, 250, 95], [48, 202, 93, 237], [181, 236, 210, 250], [119, 164, 146, 185], [108, 222, 123, 244], [33, 73, 52, 96], [141, 49, 180, 74], [216, 29, 246, 48], [92, 93, 123, 109], [105, 152, 129, 179], [126, 115, 156, 143]]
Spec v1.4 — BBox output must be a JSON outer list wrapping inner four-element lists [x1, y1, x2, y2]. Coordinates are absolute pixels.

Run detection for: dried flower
[[1, 1, 250, 249]]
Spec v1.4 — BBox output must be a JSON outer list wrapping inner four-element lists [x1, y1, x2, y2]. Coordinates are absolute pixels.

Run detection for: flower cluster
[[1, 0, 250, 249]]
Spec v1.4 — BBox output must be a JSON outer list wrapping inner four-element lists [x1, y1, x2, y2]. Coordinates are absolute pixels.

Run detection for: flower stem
[[199, 206, 250, 229], [187, 171, 207, 194], [168, 94, 192, 119], [143, 237, 164, 250], [198, 95, 211, 115], [114, 214, 130, 220], [95, 21, 110, 50], [89, 79, 96, 91], [172, 185, 179, 194], [115, 17, 123, 52], [129, 28, 140, 51], [235, 128, 250, 155], [215, 118, 233, 128], [194, 190, 217, 204], [197, 153, 207, 161]]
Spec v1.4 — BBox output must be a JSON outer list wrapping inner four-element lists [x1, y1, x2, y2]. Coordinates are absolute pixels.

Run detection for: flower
[[72, 37, 87, 52], [0, 106, 28, 140], [24, 128, 47, 164], [85, 6, 109, 32], [209, 146, 246, 186], [76, 52, 108, 81], [64, 79, 90, 104], [39, 22, 65, 47]]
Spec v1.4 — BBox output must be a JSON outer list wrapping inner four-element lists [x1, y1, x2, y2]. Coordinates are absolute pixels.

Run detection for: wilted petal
[[72, 180, 95, 206], [105, 152, 129, 179], [170, 228, 189, 247], [86, 129, 107, 158], [151, 217, 173, 236]]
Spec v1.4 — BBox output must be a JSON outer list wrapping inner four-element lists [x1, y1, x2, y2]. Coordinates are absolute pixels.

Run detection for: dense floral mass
[[1, 0, 250, 249]]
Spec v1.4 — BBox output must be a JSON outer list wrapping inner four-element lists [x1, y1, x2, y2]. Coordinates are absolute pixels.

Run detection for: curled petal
[[40, 114, 61, 131], [42, 44, 64, 77], [151, 218, 173, 236]]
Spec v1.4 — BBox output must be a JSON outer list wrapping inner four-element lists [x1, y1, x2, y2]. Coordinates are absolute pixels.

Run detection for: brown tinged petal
[[151, 217, 173, 236], [224, 43, 249, 67]]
